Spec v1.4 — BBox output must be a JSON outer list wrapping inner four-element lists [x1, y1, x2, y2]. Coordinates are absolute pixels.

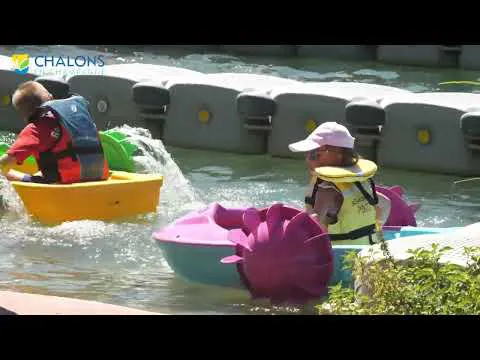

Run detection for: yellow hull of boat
[[11, 171, 163, 225]]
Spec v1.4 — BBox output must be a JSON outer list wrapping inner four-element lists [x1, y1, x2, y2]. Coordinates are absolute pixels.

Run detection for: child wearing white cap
[[289, 122, 390, 245]]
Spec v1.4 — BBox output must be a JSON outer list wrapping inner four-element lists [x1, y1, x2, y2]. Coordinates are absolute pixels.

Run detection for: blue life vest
[[38, 96, 106, 182]]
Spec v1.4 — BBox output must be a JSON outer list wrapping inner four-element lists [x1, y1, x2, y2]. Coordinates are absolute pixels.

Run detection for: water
[[1, 45, 480, 314]]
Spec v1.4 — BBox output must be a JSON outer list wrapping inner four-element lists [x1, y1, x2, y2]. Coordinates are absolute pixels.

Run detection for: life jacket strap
[[51, 142, 103, 161], [354, 178, 379, 206], [305, 178, 321, 207], [329, 224, 376, 241]]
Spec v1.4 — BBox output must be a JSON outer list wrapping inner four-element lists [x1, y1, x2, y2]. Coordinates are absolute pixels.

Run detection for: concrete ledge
[[297, 45, 377, 61], [459, 45, 480, 70], [152, 45, 221, 53], [377, 45, 458, 67], [0, 291, 163, 315], [221, 45, 297, 57]]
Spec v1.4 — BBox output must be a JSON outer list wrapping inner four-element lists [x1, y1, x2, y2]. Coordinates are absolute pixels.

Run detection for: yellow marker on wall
[[198, 110, 211, 124], [1, 95, 10, 107], [417, 129, 431, 145], [305, 119, 317, 133]]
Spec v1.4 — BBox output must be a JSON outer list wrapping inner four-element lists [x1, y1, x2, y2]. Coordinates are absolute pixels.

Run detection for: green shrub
[[318, 244, 480, 315]]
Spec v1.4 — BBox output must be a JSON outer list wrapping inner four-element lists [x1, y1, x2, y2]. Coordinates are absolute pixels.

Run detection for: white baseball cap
[[288, 122, 355, 152]]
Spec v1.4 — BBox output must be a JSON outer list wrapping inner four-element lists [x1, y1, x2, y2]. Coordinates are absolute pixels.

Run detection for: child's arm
[[0, 155, 29, 181], [312, 183, 343, 227]]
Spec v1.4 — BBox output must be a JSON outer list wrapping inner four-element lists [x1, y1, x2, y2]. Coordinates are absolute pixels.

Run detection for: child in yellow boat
[[0, 81, 109, 184], [289, 122, 390, 245]]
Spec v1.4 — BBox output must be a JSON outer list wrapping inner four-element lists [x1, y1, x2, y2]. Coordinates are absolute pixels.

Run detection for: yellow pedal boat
[[11, 171, 163, 225]]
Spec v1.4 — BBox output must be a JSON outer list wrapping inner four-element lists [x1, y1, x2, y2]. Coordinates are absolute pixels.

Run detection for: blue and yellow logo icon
[[11, 54, 30, 75]]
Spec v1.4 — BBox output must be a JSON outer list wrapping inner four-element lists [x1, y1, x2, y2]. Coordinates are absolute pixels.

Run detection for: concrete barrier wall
[[68, 64, 203, 132], [377, 93, 480, 176], [1, 62, 480, 176], [265, 82, 411, 159], [459, 45, 480, 70], [160, 73, 300, 153], [0, 70, 36, 133]]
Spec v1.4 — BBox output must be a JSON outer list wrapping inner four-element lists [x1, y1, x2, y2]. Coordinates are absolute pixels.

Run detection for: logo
[[33, 55, 105, 68], [11, 53, 105, 77], [11, 54, 30, 75]]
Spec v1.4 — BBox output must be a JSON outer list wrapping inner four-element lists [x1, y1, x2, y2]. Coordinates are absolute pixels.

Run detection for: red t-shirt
[[7, 111, 71, 164]]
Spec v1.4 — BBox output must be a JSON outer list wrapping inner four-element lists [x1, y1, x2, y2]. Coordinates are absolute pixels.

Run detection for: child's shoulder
[[32, 111, 59, 128]]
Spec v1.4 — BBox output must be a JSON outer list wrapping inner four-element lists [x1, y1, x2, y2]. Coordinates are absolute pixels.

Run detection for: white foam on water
[[0, 211, 169, 271], [109, 125, 206, 216], [0, 179, 28, 219]]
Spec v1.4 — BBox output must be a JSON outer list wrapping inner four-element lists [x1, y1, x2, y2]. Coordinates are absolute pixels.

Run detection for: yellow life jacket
[[305, 159, 380, 245]]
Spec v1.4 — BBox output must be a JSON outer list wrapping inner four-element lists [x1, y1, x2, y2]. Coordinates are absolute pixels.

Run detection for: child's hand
[[325, 209, 338, 224]]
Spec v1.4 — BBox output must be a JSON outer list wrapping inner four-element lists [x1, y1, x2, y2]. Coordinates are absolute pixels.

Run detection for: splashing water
[[108, 125, 206, 217], [0, 178, 27, 219], [0, 131, 16, 145]]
